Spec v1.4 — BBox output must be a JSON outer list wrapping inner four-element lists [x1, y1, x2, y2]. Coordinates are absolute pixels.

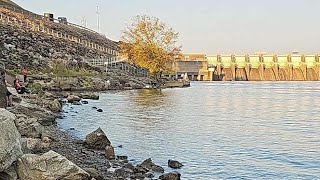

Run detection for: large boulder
[[14, 114, 43, 138], [9, 103, 57, 126], [84, 127, 111, 150], [17, 150, 90, 180], [0, 109, 23, 171]]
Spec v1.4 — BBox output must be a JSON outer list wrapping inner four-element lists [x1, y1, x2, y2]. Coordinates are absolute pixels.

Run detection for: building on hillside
[[44, 13, 54, 21], [58, 17, 68, 24]]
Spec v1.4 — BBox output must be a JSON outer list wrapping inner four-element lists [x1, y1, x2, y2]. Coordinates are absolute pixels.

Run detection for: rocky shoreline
[[0, 89, 183, 180], [0, 3, 185, 179]]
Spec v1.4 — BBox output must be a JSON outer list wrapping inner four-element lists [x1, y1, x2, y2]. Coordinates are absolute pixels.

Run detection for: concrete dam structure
[[175, 54, 320, 81], [212, 55, 320, 81]]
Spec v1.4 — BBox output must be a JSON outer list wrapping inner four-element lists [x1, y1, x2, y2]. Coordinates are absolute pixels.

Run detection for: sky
[[14, 0, 320, 54]]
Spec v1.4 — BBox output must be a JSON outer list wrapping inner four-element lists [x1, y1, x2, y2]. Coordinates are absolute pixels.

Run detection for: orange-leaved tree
[[120, 15, 181, 77]]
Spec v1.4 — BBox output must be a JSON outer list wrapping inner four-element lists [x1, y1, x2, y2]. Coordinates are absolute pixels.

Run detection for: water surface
[[59, 82, 320, 179]]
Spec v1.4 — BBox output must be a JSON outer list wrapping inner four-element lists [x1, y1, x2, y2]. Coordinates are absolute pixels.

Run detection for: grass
[[48, 60, 99, 77]]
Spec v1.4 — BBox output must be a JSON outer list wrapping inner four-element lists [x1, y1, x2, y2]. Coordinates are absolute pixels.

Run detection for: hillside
[[0, 1, 118, 72], [0, 0, 21, 9], [0, 1, 153, 93]]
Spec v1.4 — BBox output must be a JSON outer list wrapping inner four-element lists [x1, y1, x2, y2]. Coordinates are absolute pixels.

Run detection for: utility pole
[[96, 5, 100, 33], [81, 16, 87, 28]]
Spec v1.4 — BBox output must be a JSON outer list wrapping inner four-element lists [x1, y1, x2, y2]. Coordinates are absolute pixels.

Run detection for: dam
[[175, 54, 320, 81]]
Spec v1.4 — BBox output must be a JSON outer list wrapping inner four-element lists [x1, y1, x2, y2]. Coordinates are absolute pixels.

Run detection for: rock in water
[[81, 93, 99, 100], [67, 95, 81, 103], [105, 145, 115, 160], [84, 127, 111, 150], [139, 158, 154, 170], [138, 158, 164, 173], [48, 99, 62, 112], [168, 159, 184, 169], [0, 109, 23, 171], [17, 150, 90, 180], [159, 171, 181, 180]]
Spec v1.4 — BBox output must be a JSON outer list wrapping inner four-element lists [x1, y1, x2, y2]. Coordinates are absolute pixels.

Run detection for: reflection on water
[[60, 82, 320, 180]]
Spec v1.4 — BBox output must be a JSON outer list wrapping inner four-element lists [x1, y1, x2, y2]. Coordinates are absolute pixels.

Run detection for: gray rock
[[139, 158, 154, 170], [48, 99, 62, 112], [0, 109, 23, 171], [105, 145, 115, 160], [1, 165, 18, 180], [152, 164, 164, 173], [81, 100, 89, 104], [84, 127, 111, 150], [138, 158, 164, 173], [81, 93, 99, 100], [114, 167, 134, 179], [72, 101, 82, 105], [168, 159, 184, 169], [67, 95, 81, 103], [14, 114, 43, 138], [17, 150, 90, 180], [83, 168, 103, 180], [159, 171, 181, 180], [20, 138, 42, 154]]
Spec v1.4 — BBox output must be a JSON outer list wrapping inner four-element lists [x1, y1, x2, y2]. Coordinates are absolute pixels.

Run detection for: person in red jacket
[[22, 66, 27, 82]]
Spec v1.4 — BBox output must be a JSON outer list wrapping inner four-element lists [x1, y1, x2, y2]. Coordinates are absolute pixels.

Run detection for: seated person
[[14, 79, 26, 94]]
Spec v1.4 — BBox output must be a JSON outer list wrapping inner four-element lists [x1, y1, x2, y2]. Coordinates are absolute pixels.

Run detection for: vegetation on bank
[[50, 60, 99, 77], [120, 15, 181, 77]]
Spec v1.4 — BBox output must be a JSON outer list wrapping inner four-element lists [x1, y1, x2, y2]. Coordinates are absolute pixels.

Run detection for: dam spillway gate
[[208, 54, 320, 81]]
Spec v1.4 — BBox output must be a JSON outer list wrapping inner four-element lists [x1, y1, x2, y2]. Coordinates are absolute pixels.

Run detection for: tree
[[120, 15, 181, 76]]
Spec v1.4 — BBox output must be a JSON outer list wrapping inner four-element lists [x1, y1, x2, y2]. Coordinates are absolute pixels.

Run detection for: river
[[59, 82, 320, 179]]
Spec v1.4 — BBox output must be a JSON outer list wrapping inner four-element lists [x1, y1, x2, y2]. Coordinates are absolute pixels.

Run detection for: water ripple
[[59, 82, 320, 179]]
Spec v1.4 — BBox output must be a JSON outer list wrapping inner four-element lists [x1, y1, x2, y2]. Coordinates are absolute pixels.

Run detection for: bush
[[27, 83, 42, 94], [50, 60, 99, 77]]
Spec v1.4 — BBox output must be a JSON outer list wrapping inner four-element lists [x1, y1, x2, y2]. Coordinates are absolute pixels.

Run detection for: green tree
[[120, 15, 181, 77]]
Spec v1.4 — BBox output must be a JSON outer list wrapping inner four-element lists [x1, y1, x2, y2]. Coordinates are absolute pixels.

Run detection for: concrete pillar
[[273, 65, 279, 81], [214, 64, 221, 81], [231, 64, 236, 80], [301, 64, 307, 80], [288, 65, 293, 81], [245, 64, 250, 79], [259, 64, 264, 81]]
